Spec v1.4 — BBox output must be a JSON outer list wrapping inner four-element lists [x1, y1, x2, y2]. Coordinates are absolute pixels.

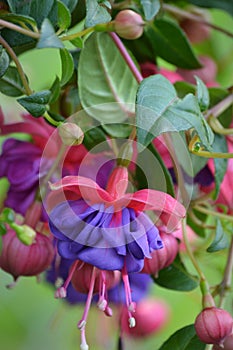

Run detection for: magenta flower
[[48, 166, 185, 273]]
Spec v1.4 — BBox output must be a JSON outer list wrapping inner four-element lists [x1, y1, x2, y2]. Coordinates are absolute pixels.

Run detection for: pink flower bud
[[177, 55, 217, 85], [120, 298, 170, 337], [213, 333, 233, 350], [195, 307, 233, 345], [0, 228, 54, 280], [114, 10, 144, 40], [141, 232, 179, 275], [58, 122, 84, 146], [180, 19, 210, 44], [71, 261, 121, 294]]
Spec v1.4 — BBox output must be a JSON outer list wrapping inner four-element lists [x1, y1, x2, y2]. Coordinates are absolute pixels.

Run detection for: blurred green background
[[0, 8, 233, 350]]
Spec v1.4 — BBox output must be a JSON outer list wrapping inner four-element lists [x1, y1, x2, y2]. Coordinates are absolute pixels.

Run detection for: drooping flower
[[48, 166, 185, 273], [48, 166, 185, 348]]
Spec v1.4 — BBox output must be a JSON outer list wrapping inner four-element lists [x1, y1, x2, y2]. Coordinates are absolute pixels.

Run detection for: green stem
[[0, 35, 33, 95], [163, 3, 233, 39], [194, 205, 233, 223], [209, 117, 233, 135], [61, 26, 94, 41], [0, 19, 40, 39], [182, 218, 205, 280], [182, 218, 215, 308], [206, 94, 233, 120], [190, 150, 233, 159], [218, 236, 233, 308], [43, 112, 61, 127], [39, 143, 67, 200]]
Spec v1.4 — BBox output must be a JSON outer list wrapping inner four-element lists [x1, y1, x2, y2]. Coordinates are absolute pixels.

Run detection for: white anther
[[129, 317, 136, 328], [55, 277, 64, 288], [80, 342, 89, 350], [55, 287, 66, 298], [97, 298, 107, 311]]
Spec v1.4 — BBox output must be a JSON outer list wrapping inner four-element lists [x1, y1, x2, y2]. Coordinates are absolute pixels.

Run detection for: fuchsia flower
[[48, 166, 185, 348], [48, 166, 185, 273]]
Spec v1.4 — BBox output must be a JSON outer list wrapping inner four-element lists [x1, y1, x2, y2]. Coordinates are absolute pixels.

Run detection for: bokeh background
[[0, 8, 233, 350]]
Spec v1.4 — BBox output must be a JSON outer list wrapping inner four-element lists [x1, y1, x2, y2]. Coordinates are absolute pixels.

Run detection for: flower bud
[[213, 333, 233, 350], [141, 232, 179, 275], [114, 10, 144, 40], [0, 228, 54, 280], [58, 122, 84, 146], [120, 298, 170, 337], [194, 307, 233, 345], [71, 261, 121, 294]]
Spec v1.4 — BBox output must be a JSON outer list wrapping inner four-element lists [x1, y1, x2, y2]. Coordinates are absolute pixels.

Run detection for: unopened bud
[[195, 307, 233, 345], [58, 122, 84, 146], [114, 10, 144, 40]]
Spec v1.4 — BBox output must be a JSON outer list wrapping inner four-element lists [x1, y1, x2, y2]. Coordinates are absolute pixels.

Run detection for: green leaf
[[0, 66, 25, 96], [83, 126, 107, 151], [0, 48, 10, 78], [159, 324, 206, 350], [59, 48, 74, 86], [186, 0, 233, 15], [49, 76, 61, 103], [207, 219, 229, 253], [146, 18, 201, 69], [60, 0, 78, 12], [85, 0, 111, 27], [7, 0, 57, 26], [212, 133, 228, 200], [37, 18, 64, 49], [0, 13, 38, 30], [17, 90, 51, 117], [136, 74, 214, 150], [57, 0, 71, 31], [153, 254, 199, 291], [78, 32, 138, 123], [101, 123, 132, 138], [70, 37, 83, 48], [136, 143, 175, 196], [195, 76, 209, 112], [140, 0, 161, 20]]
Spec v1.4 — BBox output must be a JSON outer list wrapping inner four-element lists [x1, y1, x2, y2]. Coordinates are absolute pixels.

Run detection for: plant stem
[[0, 35, 33, 95], [43, 111, 61, 127], [209, 117, 233, 135], [163, 3, 233, 39], [206, 94, 233, 120], [182, 218, 205, 280], [61, 26, 94, 41], [0, 19, 40, 39], [194, 205, 233, 223], [190, 149, 233, 159], [110, 32, 143, 84], [163, 133, 190, 206], [218, 236, 233, 308], [39, 143, 67, 200]]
